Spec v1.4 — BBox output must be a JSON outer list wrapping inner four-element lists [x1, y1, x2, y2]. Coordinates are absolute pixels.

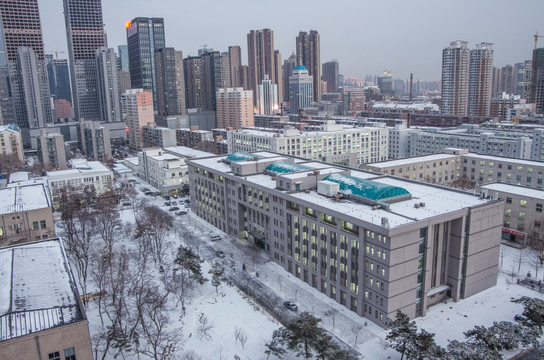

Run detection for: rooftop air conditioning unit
[[381, 217, 390, 228]]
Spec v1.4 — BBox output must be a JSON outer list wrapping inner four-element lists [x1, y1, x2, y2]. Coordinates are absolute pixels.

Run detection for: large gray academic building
[[187, 151, 504, 327]]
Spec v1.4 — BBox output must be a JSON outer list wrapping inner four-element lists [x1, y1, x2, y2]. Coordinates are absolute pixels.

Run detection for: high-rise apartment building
[[220, 52, 231, 88], [79, 120, 111, 162], [117, 44, 129, 72], [184, 51, 222, 111], [296, 30, 321, 102], [441, 41, 469, 116], [64, 0, 107, 121], [513, 60, 532, 98], [256, 75, 278, 115], [530, 48, 544, 114], [126, 17, 165, 108], [155, 48, 186, 116], [247, 29, 275, 97], [341, 87, 365, 115], [184, 56, 205, 110], [202, 51, 222, 111], [0, 0, 52, 131], [228, 45, 241, 88], [283, 52, 297, 103], [122, 89, 154, 151], [322, 60, 339, 94], [0, 17, 15, 126], [95, 47, 121, 123], [216, 87, 254, 129], [274, 50, 283, 105], [289, 65, 313, 113], [234, 65, 249, 90], [468, 43, 493, 117]]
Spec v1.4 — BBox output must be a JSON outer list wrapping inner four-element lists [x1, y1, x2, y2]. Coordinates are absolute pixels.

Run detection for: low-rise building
[[187, 151, 503, 327], [0, 182, 54, 247], [47, 160, 114, 205], [0, 238, 93, 359], [37, 129, 68, 171], [78, 120, 112, 162], [138, 148, 189, 194], [228, 122, 389, 167], [142, 124, 176, 148], [479, 183, 544, 244], [0, 124, 24, 164]]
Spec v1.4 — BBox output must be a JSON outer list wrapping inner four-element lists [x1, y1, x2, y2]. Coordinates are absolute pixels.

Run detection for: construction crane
[[534, 32, 544, 50]]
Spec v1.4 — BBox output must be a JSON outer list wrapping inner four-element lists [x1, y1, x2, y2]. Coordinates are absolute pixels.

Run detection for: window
[[519, 212, 526, 220], [520, 200, 527, 208], [535, 221, 541, 228], [64, 347, 76, 360], [537, 203, 543, 213], [506, 197, 512, 204], [504, 209, 511, 217], [48, 352, 60, 360], [40, 220, 47, 229], [33, 221, 39, 230]]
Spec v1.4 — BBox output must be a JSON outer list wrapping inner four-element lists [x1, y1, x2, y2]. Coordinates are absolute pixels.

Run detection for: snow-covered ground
[[62, 178, 544, 359]]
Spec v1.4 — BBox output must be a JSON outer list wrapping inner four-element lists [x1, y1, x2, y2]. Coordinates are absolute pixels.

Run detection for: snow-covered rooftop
[[463, 153, 544, 167], [8, 172, 29, 183], [481, 183, 544, 199], [367, 154, 460, 168], [0, 239, 83, 342], [47, 161, 111, 179], [164, 146, 214, 159], [0, 183, 51, 215]]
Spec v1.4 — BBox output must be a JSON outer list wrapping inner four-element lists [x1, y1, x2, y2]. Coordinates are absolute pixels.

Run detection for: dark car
[[215, 250, 225, 258], [164, 201, 171, 206], [168, 207, 180, 212], [140, 187, 149, 192], [145, 191, 153, 196], [173, 194, 179, 199], [283, 301, 298, 311], [184, 199, 190, 203], [163, 195, 171, 200], [175, 211, 188, 216]]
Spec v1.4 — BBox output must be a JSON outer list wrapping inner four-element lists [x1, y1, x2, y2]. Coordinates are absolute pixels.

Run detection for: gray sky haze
[[40, 0, 543, 81]]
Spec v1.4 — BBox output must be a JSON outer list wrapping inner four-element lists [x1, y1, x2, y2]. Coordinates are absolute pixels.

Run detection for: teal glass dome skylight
[[264, 161, 313, 175], [323, 173, 410, 202], [225, 152, 264, 162]]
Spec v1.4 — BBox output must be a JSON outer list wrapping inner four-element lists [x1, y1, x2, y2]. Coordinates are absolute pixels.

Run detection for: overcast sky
[[39, 0, 543, 81]]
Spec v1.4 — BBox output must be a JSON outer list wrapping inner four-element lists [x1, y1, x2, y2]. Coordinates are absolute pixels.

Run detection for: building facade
[[64, 0, 107, 120], [216, 88, 254, 129], [468, 43, 493, 117], [187, 152, 503, 327], [78, 120, 112, 162], [126, 17, 165, 108], [0, 124, 24, 163], [247, 29, 275, 97], [256, 75, 278, 115], [530, 48, 544, 114], [228, 123, 389, 166], [322, 60, 339, 94], [142, 124, 176, 148], [296, 30, 321, 102], [95, 47, 121, 122], [37, 129, 67, 171], [155, 48, 186, 116], [289, 65, 313, 113], [137, 148, 189, 193], [122, 89, 154, 151], [441, 41, 469, 116]]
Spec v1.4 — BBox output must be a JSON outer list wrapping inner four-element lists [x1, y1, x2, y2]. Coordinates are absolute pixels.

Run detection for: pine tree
[[174, 246, 206, 284], [512, 297, 544, 333], [285, 312, 325, 358], [265, 328, 288, 360], [385, 310, 418, 360]]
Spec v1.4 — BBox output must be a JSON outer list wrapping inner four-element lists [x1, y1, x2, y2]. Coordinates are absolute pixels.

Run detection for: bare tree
[[161, 265, 194, 316], [0, 153, 23, 175], [518, 248, 525, 274], [181, 351, 202, 360], [238, 330, 248, 350], [197, 313, 214, 340], [326, 308, 339, 329], [351, 323, 363, 345], [135, 205, 173, 265], [234, 327, 242, 344]]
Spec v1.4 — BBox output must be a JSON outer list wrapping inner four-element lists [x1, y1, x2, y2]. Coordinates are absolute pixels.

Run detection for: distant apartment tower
[[247, 29, 276, 96], [274, 50, 283, 105], [155, 48, 186, 116], [63, 0, 107, 121], [228, 45, 241, 87], [220, 52, 231, 88], [322, 60, 339, 94], [37, 129, 67, 170], [118, 70, 131, 96], [117, 44, 129, 72], [289, 65, 313, 113], [79, 120, 112, 162], [216, 88, 254, 129], [256, 75, 278, 115], [126, 17, 166, 108], [514, 60, 532, 98], [283, 52, 297, 103], [296, 30, 321, 102], [0, 124, 24, 163], [184, 56, 205, 109], [122, 89, 154, 151], [45, 55, 72, 103], [441, 40, 469, 116], [0, 0, 52, 130], [0, 18, 15, 125], [95, 47, 121, 122], [468, 43, 493, 117], [234, 65, 249, 90], [530, 47, 544, 114], [55, 99, 72, 119]]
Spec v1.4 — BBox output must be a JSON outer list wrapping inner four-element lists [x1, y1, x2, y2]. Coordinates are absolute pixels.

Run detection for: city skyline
[[38, 0, 542, 81]]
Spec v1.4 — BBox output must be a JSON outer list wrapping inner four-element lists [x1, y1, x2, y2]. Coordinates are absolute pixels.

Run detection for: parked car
[[283, 301, 298, 311], [175, 211, 188, 216], [145, 191, 153, 196], [215, 250, 225, 258], [122, 202, 131, 206], [168, 207, 179, 212], [173, 194, 179, 199], [172, 201, 178, 205], [210, 235, 221, 241], [164, 201, 171, 206], [140, 187, 149, 192], [163, 195, 171, 200], [184, 199, 190, 203], [184, 204, 190, 208]]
